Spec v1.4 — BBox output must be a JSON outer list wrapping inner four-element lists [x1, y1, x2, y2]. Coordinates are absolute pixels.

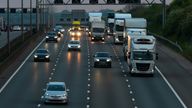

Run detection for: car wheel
[[94, 63, 97, 68]]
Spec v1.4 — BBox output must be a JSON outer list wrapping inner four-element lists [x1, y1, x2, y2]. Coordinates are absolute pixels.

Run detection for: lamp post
[[21, 0, 24, 41], [7, 0, 10, 55], [30, 0, 32, 35]]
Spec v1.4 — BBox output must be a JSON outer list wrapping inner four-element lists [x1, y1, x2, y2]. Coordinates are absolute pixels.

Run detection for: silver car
[[43, 82, 68, 104], [68, 40, 81, 51]]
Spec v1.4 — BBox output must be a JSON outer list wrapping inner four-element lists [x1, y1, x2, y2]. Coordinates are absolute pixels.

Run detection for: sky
[[0, 0, 173, 12]]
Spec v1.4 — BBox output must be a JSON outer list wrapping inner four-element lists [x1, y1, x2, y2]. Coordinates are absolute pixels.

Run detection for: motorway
[[0, 29, 191, 108]]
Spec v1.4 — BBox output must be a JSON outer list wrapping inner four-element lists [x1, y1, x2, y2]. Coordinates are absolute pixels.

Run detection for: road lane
[[40, 32, 89, 108], [112, 39, 185, 108], [0, 32, 66, 108], [89, 37, 135, 108]]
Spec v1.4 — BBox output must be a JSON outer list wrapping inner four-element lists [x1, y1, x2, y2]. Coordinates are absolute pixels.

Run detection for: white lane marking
[[122, 70, 125, 73], [155, 66, 187, 108], [132, 98, 135, 102], [87, 97, 90, 100], [134, 106, 138, 108], [87, 90, 90, 93], [86, 105, 90, 108], [88, 69, 91, 71], [52, 68, 55, 71], [124, 74, 127, 77], [37, 104, 41, 107], [130, 91, 133, 94], [88, 84, 90, 87], [128, 85, 131, 88], [0, 38, 45, 94]]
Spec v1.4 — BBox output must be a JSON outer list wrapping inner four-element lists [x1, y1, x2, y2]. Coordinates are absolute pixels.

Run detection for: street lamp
[[7, 0, 10, 55]]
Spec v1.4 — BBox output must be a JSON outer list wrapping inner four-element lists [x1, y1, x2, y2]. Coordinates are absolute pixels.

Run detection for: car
[[34, 49, 50, 62], [45, 32, 58, 42], [68, 40, 81, 51], [69, 29, 82, 37], [93, 52, 112, 68], [53, 25, 65, 37], [12, 25, 21, 31], [43, 82, 68, 104]]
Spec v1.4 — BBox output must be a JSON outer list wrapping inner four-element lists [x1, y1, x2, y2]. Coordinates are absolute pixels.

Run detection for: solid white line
[[155, 66, 187, 108], [0, 38, 45, 94]]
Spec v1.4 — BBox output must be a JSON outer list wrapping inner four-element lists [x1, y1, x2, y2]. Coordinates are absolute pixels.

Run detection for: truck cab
[[113, 19, 125, 44], [128, 36, 158, 76]]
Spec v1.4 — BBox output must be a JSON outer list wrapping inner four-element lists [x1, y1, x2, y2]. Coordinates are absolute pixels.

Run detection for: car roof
[[48, 82, 65, 86], [95, 52, 109, 54]]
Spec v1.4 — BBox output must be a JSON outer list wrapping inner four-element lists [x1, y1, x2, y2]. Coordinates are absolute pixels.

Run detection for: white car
[[68, 40, 81, 51], [43, 82, 68, 104]]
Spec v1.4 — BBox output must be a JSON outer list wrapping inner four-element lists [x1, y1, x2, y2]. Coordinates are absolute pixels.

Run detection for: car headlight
[[71, 32, 75, 36], [77, 32, 81, 36], [86, 28, 88, 31], [107, 59, 111, 62], [68, 45, 71, 48], [54, 36, 58, 38], [95, 58, 100, 62], [45, 55, 49, 58], [102, 37, 104, 40], [46, 36, 49, 38], [92, 37, 94, 40], [78, 45, 81, 48], [34, 55, 37, 58], [115, 38, 119, 41]]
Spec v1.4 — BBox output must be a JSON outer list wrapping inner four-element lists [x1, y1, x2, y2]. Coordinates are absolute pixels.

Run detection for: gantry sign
[[39, 0, 166, 5]]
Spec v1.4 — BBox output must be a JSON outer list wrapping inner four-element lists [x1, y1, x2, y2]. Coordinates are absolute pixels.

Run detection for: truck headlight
[[102, 37, 104, 40], [92, 37, 94, 40], [46, 36, 49, 38], [54, 36, 58, 38], [68, 45, 71, 48], [77, 45, 80, 48], [34, 55, 37, 58], [45, 55, 49, 58]]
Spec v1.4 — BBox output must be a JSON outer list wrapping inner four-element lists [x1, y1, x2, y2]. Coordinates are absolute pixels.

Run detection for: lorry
[[128, 36, 158, 76], [88, 12, 102, 36], [90, 20, 105, 41], [113, 13, 132, 44], [107, 12, 115, 35], [123, 18, 147, 60]]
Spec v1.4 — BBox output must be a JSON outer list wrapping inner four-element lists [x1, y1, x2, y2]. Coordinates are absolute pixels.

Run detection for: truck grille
[[136, 63, 150, 71]]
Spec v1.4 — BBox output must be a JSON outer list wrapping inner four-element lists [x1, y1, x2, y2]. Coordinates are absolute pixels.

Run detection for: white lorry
[[90, 20, 106, 41], [88, 12, 102, 36], [123, 18, 147, 60], [128, 36, 158, 76], [113, 13, 132, 44]]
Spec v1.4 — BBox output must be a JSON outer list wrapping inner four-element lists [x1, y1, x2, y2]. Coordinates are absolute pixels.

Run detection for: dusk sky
[[0, 0, 173, 12]]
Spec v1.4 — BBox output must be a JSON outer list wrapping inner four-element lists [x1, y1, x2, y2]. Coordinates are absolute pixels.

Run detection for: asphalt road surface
[[0, 28, 191, 108]]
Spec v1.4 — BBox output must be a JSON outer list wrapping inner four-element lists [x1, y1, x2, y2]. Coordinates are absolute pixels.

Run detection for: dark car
[[45, 32, 58, 42], [53, 25, 65, 37], [34, 49, 50, 62], [93, 52, 112, 68]]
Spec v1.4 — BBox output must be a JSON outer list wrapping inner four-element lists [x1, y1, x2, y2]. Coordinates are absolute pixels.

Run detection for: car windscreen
[[69, 41, 80, 44], [47, 85, 65, 91], [36, 50, 48, 54], [133, 51, 153, 60], [47, 32, 56, 36], [96, 53, 109, 57], [92, 28, 104, 33]]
